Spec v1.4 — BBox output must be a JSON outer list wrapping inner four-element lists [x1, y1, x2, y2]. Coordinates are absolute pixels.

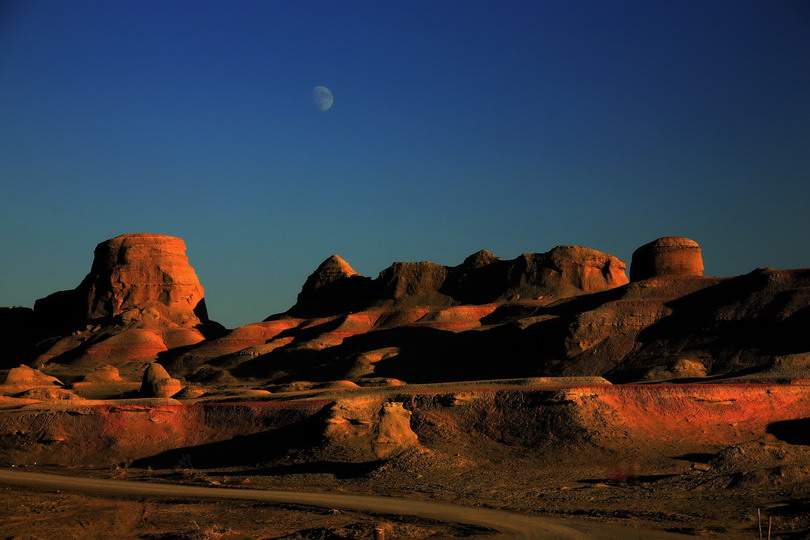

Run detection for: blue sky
[[1, 0, 808, 327]]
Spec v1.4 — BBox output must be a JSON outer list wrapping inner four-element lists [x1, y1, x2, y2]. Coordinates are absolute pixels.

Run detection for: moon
[[312, 85, 334, 112]]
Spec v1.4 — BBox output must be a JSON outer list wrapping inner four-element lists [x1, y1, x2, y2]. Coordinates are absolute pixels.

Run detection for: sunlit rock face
[[35, 234, 209, 331], [29, 234, 218, 372], [140, 362, 182, 398], [630, 237, 704, 281], [83, 234, 208, 326]]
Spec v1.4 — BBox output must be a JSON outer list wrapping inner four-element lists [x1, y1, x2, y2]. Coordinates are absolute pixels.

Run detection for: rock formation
[[287, 255, 374, 318], [172, 384, 206, 399], [35, 234, 211, 332], [5, 233, 809, 387], [139, 362, 183, 398], [323, 398, 420, 461], [81, 364, 124, 383], [0, 365, 64, 395], [371, 402, 419, 459], [284, 245, 629, 318], [13, 388, 82, 401], [27, 234, 225, 372], [630, 236, 704, 281]]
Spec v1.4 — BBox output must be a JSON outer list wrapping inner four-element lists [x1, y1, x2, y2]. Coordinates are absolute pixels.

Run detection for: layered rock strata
[[29, 234, 222, 372], [35, 234, 210, 331], [630, 236, 704, 281], [140, 363, 183, 398]]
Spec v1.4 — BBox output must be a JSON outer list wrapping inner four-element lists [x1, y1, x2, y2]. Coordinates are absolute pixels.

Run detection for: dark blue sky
[[1, 0, 809, 327]]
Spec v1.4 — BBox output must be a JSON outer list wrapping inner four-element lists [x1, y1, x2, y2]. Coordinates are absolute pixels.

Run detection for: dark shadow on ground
[[767, 418, 810, 446], [671, 453, 716, 463], [132, 413, 327, 469]]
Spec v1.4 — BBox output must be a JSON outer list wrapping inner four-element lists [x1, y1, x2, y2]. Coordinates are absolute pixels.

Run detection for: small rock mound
[[314, 380, 361, 390], [0, 365, 63, 389], [643, 359, 708, 381], [81, 364, 124, 383], [372, 402, 419, 459], [139, 363, 183, 398], [13, 388, 82, 401], [172, 385, 206, 399], [323, 399, 420, 461], [630, 236, 704, 281]]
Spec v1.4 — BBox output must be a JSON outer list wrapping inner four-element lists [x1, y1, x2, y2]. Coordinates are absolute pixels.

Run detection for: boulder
[[139, 363, 183, 398], [630, 237, 704, 281]]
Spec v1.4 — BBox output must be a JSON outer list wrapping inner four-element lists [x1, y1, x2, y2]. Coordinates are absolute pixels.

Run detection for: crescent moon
[[312, 86, 334, 112]]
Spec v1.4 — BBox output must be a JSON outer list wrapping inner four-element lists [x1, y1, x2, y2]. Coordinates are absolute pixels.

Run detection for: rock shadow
[[132, 413, 327, 470], [767, 418, 810, 446]]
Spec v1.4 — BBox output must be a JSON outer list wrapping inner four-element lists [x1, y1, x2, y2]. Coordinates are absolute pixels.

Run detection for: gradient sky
[[1, 0, 809, 328]]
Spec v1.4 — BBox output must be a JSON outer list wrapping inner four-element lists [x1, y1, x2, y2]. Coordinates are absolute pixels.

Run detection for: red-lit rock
[[140, 363, 183, 398], [630, 237, 704, 281], [35, 233, 211, 331]]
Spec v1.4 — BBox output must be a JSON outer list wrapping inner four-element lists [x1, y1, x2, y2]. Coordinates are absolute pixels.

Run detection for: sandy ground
[[0, 469, 700, 539]]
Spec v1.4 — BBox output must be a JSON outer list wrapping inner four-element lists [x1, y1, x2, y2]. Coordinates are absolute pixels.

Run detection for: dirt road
[[0, 469, 690, 539]]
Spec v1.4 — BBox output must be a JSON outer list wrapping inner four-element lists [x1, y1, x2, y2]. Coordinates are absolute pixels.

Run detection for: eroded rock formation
[[630, 236, 704, 281], [285, 245, 629, 318], [27, 234, 224, 373], [0, 365, 63, 391], [323, 398, 420, 460], [140, 363, 183, 398], [35, 234, 211, 331], [4, 233, 809, 387]]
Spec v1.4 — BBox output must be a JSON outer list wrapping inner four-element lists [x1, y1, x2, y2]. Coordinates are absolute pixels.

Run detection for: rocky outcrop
[[13, 388, 82, 401], [28, 234, 225, 372], [375, 261, 451, 306], [81, 364, 123, 383], [630, 237, 704, 281], [173, 384, 206, 400], [284, 246, 629, 317], [140, 363, 183, 398], [35, 234, 211, 332], [287, 255, 374, 318], [0, 365, 64, 395], [323, 398, 419, 461]]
